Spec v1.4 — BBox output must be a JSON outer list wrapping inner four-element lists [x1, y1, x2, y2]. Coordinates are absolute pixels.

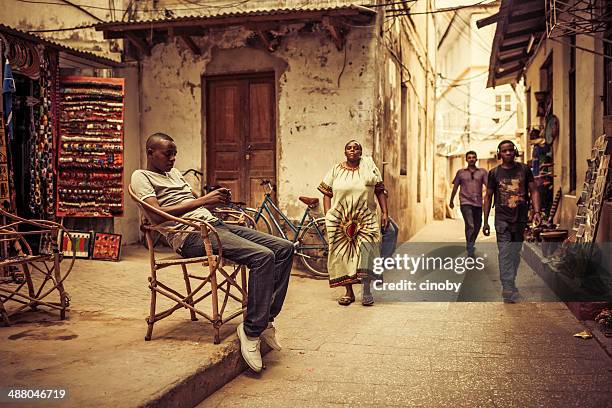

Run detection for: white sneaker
[[237, 323, 262, 372], [261, 323, 282, 351]]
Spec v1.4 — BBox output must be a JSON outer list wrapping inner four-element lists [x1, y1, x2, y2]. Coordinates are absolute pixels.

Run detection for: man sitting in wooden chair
[[131, 132, 293, 373]]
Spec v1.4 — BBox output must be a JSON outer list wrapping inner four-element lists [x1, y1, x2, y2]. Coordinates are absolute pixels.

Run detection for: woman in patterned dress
[[318, 140, 388, 306]]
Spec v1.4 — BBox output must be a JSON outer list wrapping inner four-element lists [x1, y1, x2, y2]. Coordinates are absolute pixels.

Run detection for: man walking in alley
[[449, 151, 487, 258], [483, 140, 541, 303], [131, 133, 293, 373]]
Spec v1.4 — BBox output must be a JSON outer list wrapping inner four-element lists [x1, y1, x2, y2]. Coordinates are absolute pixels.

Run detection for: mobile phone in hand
[[220, 188, 231, 199]]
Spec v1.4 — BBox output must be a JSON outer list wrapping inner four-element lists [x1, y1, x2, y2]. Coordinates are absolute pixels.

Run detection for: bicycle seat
[[299, 196, 319, 208]]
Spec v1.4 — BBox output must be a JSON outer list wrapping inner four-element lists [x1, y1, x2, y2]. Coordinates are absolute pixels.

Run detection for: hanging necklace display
[[25, 44, 55, 218], [0, 117, 11, 211], [56, 76, 124, 217], [28, 89, 42, 214]]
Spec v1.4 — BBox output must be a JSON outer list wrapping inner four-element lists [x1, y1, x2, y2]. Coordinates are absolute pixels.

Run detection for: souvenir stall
[[56, 76, 124, 218], [0, 25, 123, 324], [529, 91, 556, 220], [0, 32, 57, 220]]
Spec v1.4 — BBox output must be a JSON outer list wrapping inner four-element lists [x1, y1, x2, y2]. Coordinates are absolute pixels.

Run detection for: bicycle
[[139, 169, 256, 248], [178, 169, 257, 229], [242, 180, 329, 277], [186, 173, 328, 276]]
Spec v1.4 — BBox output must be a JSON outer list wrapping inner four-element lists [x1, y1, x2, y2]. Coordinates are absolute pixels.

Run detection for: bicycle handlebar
[[183, 168, 203, 178], [260, 179, 276, 193]]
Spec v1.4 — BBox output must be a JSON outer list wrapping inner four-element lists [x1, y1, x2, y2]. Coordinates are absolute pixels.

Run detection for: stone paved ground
[[0, 245, 248, 407], [199, 218, 612, 408]]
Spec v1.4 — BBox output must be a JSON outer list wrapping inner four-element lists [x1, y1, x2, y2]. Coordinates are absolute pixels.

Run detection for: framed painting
[[60, 231, 93, 259], [39, 230, 61, 255], [91, 232, 122, 261]]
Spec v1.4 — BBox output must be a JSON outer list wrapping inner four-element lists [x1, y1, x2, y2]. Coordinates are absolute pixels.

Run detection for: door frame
[[202, 71, 277, 204]]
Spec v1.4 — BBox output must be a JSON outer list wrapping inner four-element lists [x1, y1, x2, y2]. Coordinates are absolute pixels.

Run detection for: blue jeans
[[179, 221, 294, 337], [460, 204, 482, 255], [495, 219, 526, 291]]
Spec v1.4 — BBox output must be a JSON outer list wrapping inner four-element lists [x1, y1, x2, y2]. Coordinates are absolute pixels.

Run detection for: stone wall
[[139, 24, 377, 219], [1, 0, 119, 60], [376, 2, 437, 240]]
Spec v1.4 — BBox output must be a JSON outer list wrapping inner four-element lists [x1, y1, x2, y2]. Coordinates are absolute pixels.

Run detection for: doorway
[[205, 73, 276, 208]]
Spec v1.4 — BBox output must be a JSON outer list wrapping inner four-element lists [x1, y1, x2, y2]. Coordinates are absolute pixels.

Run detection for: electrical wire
[[365, 1, 418, 7], [382, 16, 398, 36], [479, 110, 517, 140], [549, 37, 612, 61], [121, 0, 134, 21], [439, 70, 488, 82], [24, 2, 374, 32], [174, 0, 252, 9], [108, 0, 115, 20], [441, 83, 495, 107], [387, 0, 496, 16], [27, 23, 99, 32], [454, 11, 491, 52], [445, 13, 490, 54], [14, 0, 252, 13], [381, 11, 436, 78], [440, 111, 517, 143], [382, 40, 427, 111], [57, 0, 104, 22], [439, 94, 496, 119], [435, 6, 491, 54]]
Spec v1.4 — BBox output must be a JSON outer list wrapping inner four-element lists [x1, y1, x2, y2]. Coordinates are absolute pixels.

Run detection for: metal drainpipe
[[137, 58, 144, 170], [426, 0, 431, 213]]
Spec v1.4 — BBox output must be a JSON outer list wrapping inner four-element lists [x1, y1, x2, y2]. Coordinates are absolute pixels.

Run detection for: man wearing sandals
[[131, 133, 293, 373], [319, 141, 388, 306]]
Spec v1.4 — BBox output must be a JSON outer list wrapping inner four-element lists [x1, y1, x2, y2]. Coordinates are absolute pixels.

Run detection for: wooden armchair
[[128, 186, 247, 343], [0, 208, 75, 325]]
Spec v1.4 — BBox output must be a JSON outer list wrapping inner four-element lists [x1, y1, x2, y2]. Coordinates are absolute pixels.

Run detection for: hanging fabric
[[3, 59, 15, 141], [0, 117, 12, 211], [26, 47, 56, 219]]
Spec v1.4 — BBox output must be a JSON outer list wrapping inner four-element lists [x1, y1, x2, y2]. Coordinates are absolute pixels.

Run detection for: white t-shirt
[[131, 168, 216, 250]]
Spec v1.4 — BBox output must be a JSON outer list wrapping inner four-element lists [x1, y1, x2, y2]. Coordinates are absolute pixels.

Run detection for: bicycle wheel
[[244, 208, 273, 235], [298, 217, 329, 277]]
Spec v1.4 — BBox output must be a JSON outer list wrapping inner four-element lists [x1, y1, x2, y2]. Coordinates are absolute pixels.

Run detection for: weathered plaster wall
[[115, 65, 141, 245], [276, 28, 377, 217], [139, 24, 377, 219], [376, 1, 437, 241], [1, 0, 119, 60], [436, 6, 524, 224]]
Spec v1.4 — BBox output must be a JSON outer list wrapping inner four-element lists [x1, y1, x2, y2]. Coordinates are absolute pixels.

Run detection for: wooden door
[[206, 74, 276, 208]]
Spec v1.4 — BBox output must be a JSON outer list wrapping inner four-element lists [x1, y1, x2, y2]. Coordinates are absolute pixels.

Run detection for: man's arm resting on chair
[[143, 190, 229, 225]]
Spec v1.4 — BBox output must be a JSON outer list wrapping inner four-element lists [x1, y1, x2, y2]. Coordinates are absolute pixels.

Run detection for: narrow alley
[[198, 218, 612, 408], [1, 1, 612, 407]]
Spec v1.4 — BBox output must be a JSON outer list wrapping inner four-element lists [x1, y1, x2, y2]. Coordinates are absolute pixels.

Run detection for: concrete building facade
[[485, 0, 611, 240], [436, 2, 524, 217], [2, 0, 438, 244]]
